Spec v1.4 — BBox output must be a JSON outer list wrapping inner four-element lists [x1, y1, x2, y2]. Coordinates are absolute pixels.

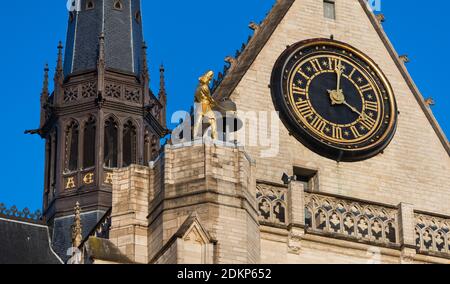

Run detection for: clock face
[[271, 39, 398, 162]]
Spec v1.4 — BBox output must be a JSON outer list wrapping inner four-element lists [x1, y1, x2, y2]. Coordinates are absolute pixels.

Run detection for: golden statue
[[193, 71, 218, 140]]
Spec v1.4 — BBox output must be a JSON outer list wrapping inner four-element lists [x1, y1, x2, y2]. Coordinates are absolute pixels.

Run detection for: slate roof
[[0, 218, 63, 264], [64, 0, 144, 76]]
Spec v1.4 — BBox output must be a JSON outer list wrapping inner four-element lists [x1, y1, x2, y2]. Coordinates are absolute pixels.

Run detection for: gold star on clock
[[367, 94, 373, 100], [322, 61, 328, 67], [344, 131, 350, 137], [360, 126, 366, 131], [357, 77, 363, 83], [306, 66, 312, 72], [325, 127, 331, 133], [297, 80, 303, 86]]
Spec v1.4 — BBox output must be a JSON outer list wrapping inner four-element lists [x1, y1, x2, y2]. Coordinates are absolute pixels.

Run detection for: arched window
[[83, 116, 96, 169], [65, 120, 79, 172], [123, 121, 137, 167], [104, 117, 118, 168]]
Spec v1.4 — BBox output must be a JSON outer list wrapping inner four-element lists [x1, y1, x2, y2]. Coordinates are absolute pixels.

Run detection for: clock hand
[[335, 59, 344, 92], [343, 101, 367, 120], [327, 59, 345, 105]]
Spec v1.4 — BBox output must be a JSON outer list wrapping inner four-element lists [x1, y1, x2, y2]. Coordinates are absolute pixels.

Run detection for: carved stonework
[[185, 227, 205, 245], [0, 203, 43, 224], [305, 193, 398, 245], [415, 213, 450, 254], [256, 183, 288, 225], [401, 248, 416, 264], [105, 82, 121, 99], [124, 87, 141, 103], [288, 228, 304, 255], [64, 86, 79, 103], [81, 81, 97, 98]]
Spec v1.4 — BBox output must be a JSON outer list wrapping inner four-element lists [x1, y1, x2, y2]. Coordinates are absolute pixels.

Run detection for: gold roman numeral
[[295, 99, 313, 119], [360, 115, 376, 129], [350, 126, 363, 138], [329, 58, 340, 71], [310, 59, 322, 72], [365, 101, 379, 112], [332, 126, 343, 140], [348, 68, 356, 80], [297, 70, 310, 80], [359, 83, 372, 93], [310, 116, 327, 133], [292, 87, 306, 95]]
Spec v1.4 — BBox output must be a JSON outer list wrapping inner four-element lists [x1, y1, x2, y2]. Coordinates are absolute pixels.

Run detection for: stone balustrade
[[256, 181, 450, 259], [415, 213, 450, 255]]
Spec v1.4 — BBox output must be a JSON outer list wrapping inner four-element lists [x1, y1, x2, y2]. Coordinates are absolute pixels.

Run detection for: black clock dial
[[271, 39, 398, 162]]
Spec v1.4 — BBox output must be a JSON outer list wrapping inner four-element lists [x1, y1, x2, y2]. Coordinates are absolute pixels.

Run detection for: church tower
[[35, 0, 168, 257]]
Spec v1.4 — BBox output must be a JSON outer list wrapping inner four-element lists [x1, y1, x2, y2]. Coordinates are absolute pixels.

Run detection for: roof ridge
[[357, 0, 450, 156], [213, 0, 296, 101]]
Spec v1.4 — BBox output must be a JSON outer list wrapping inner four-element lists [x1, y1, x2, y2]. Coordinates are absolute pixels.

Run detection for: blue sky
[[0, 1, 448, 211]]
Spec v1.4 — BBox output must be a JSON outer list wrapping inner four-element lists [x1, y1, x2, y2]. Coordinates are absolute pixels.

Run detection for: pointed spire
[[41, 64, 50, 98], [98, 32, 105, 64], [71, 202, 83, 249], [40, 64, 50, 128], [55, 41, 64, 82], [141, 41, 150, 106], [97, 33, 106, 103], [141, 41, 150, 82], [158, 64, 166, 99], [158, 64, 167, 129], [54, 41, 64, 105]]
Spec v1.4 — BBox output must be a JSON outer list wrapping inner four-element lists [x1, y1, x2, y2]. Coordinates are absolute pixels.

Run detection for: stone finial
[[41, 64, 49, 98], [225, 56, 237, 66], [399, 55, 410, 63], [71, 202, 83, 249], [249, 21, 260, 31], [376, 14, 385, 24], [142, 41, 150, 81], [98, 33, 105, 63], [97, 33, 106, 96], [54, 42, 64, 85], [40, 64, 50, 128], [424, 97, 435, 107], [159, 64, 166, 99]]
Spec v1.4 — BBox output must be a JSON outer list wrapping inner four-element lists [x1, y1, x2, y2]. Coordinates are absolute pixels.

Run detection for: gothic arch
[[64, 119, 80, 172], [104, 116, 118, 168], [83, 116, 96, 169]]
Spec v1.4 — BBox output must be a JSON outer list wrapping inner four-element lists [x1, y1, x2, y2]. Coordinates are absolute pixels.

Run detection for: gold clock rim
[[281, 40, 397, 152], [288, 54, 385, 145]]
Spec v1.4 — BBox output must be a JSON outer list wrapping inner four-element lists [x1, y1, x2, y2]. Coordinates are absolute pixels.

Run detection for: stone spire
[[142, 42, 150, 83], [142, 42, 150, 105], [97, 33, 106, 100], [71, 202, 83, 249], [158, 65, 167, 128], [40, 64, 50, 128], [54, 42, 64, 105]]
